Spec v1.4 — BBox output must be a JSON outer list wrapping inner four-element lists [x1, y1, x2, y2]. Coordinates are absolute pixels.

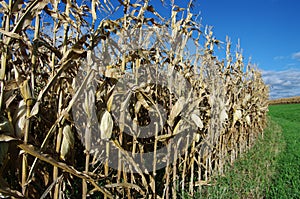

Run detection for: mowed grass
[[266, 104, 300, 198], [195, 103, 300, 198]]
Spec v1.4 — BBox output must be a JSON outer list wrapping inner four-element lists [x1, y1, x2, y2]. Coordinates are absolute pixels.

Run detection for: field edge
[[191, 118, 284, 199]]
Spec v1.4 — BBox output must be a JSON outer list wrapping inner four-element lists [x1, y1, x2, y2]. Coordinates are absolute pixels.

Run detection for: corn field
[[0, 0, 269, 198]]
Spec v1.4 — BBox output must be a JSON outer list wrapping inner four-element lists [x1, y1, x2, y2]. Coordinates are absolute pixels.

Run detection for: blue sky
[[154, 0, 300, 99], [3, 0, 299, 99]]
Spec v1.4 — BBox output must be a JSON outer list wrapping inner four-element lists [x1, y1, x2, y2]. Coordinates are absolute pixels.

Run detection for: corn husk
[[233, 109, 242, 123], [13, 100, 26, 138], [220, 108, 228, 124], [191, 113, 203, 129], [60, 124, 74, 161], [168, 97, 185, 126], [19, 79, 33, 103], [99, 110, 113, 140]]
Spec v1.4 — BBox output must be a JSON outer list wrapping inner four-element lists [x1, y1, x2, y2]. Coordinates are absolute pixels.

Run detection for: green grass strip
[[193, 117, 284, 198], [266, 104, 300, 198]]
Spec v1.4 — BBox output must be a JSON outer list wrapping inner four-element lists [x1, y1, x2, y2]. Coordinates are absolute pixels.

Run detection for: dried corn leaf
[[30, 101, 40, 117], [0, 116, 14, 135], [0, 28, 22, 40], [18, 144, 113, 198], [0, 116, 13, 163], [0, 143, 8, 165], [0, 134, 17, 142], [107, 93, 114, 112], [91, 0, 97, 21], [0, 178, 24, 198], [194, 133, 201, 143], [173, 119, 185, 135], [12, 0, 50, 35], [136, 92, 151, 110]]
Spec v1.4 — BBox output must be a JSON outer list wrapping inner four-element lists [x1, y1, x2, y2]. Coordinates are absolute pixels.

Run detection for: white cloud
[[274, 52, 300, 62], [292, 51, 300, 61], [273, 56, 286, 60], [262, 69, 300, 99]]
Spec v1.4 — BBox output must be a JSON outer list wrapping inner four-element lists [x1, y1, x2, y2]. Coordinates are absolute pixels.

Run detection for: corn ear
[[19, 80, 33, 104], [13, 100, 26, 138], [60, 124, 74, 161], [191, 113, 204, 129], [99, 110, 113, 140], [233, 109, 242, 123], [168, 97, 185, 127]]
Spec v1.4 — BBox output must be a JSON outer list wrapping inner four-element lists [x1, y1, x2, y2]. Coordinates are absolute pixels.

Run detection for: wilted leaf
[[0, 143, 8, 165], [136, 92, 151, 110], [30, 101, 40, 117], [107, 93, 114, 112], [173, 119, 183, 135], [0, 134, 17, 142], [0, 29, 22, 40], [91, 0, 97, 21], [0, 116, 14, 135], [0, 177, 24, 198], [18, 144, 113, 197]]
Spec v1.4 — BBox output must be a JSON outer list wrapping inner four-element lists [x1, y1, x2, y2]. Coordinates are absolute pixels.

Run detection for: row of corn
[[0, 1, 268, 198]]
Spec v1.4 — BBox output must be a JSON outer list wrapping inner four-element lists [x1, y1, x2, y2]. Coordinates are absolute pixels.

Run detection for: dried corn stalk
[[0, 0, 269, 198]]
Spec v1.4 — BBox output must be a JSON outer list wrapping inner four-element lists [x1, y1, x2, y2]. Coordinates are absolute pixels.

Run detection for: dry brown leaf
[[0, 134, 17, 142], [18, 144, 113, 198], [107, 93, 114, 112], [136, 92, 151, 110], [0, 29, 22, 40], [0, 115, 14, 134]]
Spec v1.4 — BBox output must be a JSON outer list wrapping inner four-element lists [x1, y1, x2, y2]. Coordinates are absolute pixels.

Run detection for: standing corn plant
[[0, 0, 269, 198]]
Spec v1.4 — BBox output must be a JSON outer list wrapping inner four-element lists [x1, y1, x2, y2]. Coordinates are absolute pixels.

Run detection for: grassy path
[[267, 104, 300, 198]]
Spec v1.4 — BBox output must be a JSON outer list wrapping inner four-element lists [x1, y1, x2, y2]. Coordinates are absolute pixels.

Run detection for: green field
[[266, 104, 300, 198], [196, 103, 300, 198]]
